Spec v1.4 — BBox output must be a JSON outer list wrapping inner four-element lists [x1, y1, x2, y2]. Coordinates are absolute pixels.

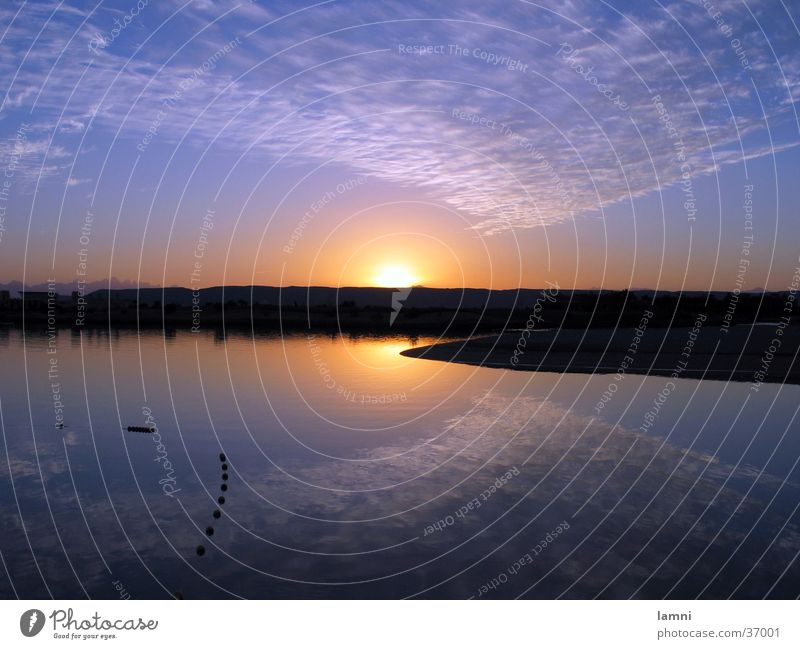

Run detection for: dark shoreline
[[400, 325, 800, 386], [3, 286, 797, 334]]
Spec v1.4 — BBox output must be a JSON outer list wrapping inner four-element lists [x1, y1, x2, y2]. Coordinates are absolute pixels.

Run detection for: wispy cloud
[[0, 0, 797, 230]]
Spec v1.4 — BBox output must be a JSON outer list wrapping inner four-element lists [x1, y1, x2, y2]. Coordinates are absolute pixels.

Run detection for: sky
[[0, 0, 798, 291]]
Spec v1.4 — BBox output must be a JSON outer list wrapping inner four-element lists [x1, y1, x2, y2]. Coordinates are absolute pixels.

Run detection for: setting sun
[[373, 264, 418, 287]]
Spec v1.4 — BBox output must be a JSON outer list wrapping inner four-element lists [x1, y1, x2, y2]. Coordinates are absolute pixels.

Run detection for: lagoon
[[0, 328, 798, 598]]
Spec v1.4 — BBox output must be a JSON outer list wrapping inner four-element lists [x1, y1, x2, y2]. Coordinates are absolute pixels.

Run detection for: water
[[1, 327, 799, 599]]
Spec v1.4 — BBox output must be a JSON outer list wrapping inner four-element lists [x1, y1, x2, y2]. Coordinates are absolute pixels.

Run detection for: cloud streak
[[0, 0, 797, 232]]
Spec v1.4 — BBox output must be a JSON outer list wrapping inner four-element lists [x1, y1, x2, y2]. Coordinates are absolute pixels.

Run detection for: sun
[[373, 264, 418, 287]]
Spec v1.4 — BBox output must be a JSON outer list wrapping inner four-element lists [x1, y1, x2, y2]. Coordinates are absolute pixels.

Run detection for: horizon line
[[2, 282, 781, 294]]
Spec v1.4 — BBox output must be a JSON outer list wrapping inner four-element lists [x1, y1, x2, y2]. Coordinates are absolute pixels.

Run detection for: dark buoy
[[196, 545, 206, 556], [174, 592, 184, 600], [213, 510, 221, 519], [205, 526, 214, 536], [220, 483, 228, 492], [221, 463, 228, 471], [218, 496, 225, 505], [222, 473, 229, 481], [127, 426, 155, 433], [219, 453, 226, 462]]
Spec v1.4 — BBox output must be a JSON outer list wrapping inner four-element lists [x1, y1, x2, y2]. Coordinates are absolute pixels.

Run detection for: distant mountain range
[[3, 283, 792, 331], [90, 285, 547, 309], [1, 281, 776, 310], [0, 278, 159, 295], [85, 285, 755, 309]]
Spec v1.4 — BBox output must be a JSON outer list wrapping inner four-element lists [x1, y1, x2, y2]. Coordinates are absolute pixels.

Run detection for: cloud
[[0, 0, 796, 231]]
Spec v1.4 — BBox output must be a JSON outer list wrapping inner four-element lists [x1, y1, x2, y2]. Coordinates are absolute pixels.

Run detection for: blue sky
[[0, 0, 798, 290]]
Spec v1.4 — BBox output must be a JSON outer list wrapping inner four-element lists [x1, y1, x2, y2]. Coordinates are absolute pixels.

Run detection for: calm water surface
[[1, 327, 799, 598]]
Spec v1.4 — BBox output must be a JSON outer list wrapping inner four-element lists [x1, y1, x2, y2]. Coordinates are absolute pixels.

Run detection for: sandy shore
[[401, 323, 800, 385]]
